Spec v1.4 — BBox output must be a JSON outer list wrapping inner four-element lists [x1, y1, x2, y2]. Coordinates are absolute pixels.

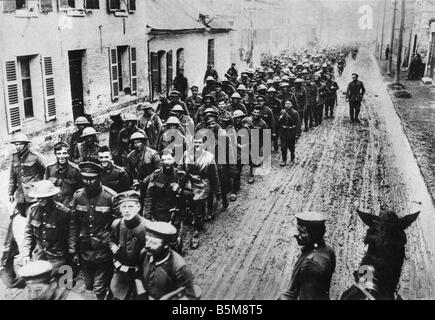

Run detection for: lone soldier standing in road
[[279, 211, 336, 300], [22, 180, 71, 274], [324, 74, 339, 119], [108, 191, 149, 300], [45, 142, 82, 207], [69, 162, 117, 300], [1, 132, 45, 289], [346, 73, 366, 123], [140, 221, 199, 300], [278, 100, 301, 167]]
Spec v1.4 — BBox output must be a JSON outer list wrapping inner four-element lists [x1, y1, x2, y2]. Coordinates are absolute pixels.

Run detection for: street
[[1, 49, 434, 300]]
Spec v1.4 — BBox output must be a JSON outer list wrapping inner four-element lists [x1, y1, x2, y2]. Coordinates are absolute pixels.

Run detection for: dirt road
[[1, 49, 434, 300], [182, 49, 435, 300]]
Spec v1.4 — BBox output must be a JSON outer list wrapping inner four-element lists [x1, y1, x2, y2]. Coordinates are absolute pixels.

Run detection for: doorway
[[68, 50, 85, 120]]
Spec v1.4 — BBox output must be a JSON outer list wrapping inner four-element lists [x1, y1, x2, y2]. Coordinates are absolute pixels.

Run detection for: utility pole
[[379, 0, 387, 60], [395, 0, 406, 84], [388, 0, 397, 76]]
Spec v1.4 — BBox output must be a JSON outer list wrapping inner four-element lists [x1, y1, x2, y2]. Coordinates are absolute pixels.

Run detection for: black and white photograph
[[0, 0, 434, 305]]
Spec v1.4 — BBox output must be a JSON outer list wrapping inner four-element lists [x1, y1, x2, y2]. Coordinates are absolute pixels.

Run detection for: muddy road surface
[[183, 49, 435, 300]]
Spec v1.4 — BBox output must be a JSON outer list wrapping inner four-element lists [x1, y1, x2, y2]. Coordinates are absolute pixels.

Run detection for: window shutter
[[40, 0, 53, 12], [166, 50, 173, 92], [3, 0, 16, 12], [127, 0, 135, 12], [2, 59, 22, 133], [129, 46, 137, 95], [107, 0, 120, 12], [109, 48, 119, 101], [41, 57, 56, 121], [151, 52, 158, 98]]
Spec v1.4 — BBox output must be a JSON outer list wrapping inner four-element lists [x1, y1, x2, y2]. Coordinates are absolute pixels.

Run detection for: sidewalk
[[376, 56, 435, 204]]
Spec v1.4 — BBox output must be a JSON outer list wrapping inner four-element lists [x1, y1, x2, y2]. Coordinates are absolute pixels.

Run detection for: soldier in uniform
[[185, 86, 202, 119], [22, 180, 71, 273], [346, 73, 366, 123], [313, 74, 327, 126], [108, 110, 124, 166], [168, 91, 189, 116], [216, 100, 232, 126], [293, 79, 308, 131], [221, 78, 236, 98], [98, 146, 131, 194], [68, 117, 91, 161], [305, 77, 317, 131], [279, 211, 336, 300], [138, 103, 162, 151], [179, 137, 221, 249], [173, 68, 189, 101], [156, 117, 187, 164], [1, 133, 46, 289], [194, 95, 215, 125], [140, 221, 199, 300], [170, 104, 195, 134], [267, 87, 282, 151], [202, 76, 216, 99], [45, 142, 82, 207], [228, 92, 248, 115], [73, 127, 101, 164], [214, 82, 229, 104], [324, 74, 339, 119], [278, 100, 301, 166], [108, 191, 150, 300], [18, 261, 84, 300], [144, 151, 192, 227], [126, 132, 161, 207], [69, 162, 117, 300], [117, 114, 146, 167]]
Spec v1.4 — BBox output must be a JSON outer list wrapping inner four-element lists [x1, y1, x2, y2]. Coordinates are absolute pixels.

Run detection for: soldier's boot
[[228, 193, 237, 202], [222, 194, 229, 210], [190, 231, 200, 250], [291, 151, 296, 163]]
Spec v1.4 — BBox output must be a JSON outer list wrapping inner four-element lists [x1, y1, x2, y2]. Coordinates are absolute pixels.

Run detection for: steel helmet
[[273, 76, 281, 82], [130, 132, 147, 141], [74, 116, 90, 126], [10, 132, 30, 144], [124, 113, 138, 122], [258, 84, 267, 91], [169, 90, 181, 97], [29, 180, 60, 199], [322, 63, 328, 68], [267, 87, 277, 93], [171, 105, 184, 112], [81, 127, 98, 138], [282, 75, 290, 81], [166, 116, 181, 125], [280, 82, 289, 87], [231, 92, 242, 99], [204, 107, 218, 116], [267, 79, 274, 85], [109, 110, 122, 117], [206, 76, 215, 82], [237, 84, 247, 91], [295, 78, 305, 84], [232, 110, 246, 118]]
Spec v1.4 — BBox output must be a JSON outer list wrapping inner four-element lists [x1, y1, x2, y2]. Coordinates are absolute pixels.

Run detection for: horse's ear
[[356, 209, 378, 226], [399, 211, 420, 230]]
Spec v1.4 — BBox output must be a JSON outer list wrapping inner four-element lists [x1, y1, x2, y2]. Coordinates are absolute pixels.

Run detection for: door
[[68, 50, 85, 120]]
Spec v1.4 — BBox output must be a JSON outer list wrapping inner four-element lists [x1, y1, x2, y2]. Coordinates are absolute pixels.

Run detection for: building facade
[[0, 0, 148, 142]]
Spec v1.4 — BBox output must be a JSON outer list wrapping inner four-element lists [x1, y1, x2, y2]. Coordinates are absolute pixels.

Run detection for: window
[[176, 48, 185, 74], [158, 50, 167, 94], [16, 0, 26, 9], [85, 0, 99, 9], [207, 39, 215, 66], [116, 46, 129, 94], [18, 57, 34, 118], [108, 0, 121, 11]]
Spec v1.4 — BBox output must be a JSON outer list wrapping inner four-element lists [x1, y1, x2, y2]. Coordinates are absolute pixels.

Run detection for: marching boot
[[222, 195, 229, 210]]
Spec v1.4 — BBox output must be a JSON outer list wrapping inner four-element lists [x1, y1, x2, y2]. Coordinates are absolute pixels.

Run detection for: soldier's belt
[[113, 260, 139, 273]]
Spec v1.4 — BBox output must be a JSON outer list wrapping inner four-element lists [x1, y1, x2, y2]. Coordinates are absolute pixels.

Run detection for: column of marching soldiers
[[1, 46, 356, 300]]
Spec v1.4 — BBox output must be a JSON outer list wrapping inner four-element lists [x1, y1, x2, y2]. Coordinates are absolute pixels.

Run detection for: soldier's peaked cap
[[295, 211, 327, 224], [146, 221, 177, 242], [79, 161, 104, 177], [18, 260, 53, 284], [114, 190, 141, 204]]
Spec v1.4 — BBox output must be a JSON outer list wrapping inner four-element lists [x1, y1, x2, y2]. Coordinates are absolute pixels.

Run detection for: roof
[[146, 0, 206, 32]]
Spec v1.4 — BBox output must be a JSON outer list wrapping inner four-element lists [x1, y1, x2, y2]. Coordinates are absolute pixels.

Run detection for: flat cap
[[146, 221, 177, 242], [18, 260, 53, 284], [295, 211, 327, 223], [79, 161, 103, 177], [114, 190, 140, 204]]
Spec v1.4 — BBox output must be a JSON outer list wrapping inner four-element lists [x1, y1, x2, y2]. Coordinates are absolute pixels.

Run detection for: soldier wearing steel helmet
[[156, 116, 186, 164], [202, 76, 216, 99], [170, 104, 194, 133], [73, 127, 101, 164], [1, 132, 46, 289], [68, 116, 91, 161], [279, 211, 336, 300], [228, 92, 247, 115], [138, 103, 162, 151], [117, 114, 146, 167], [168, 90, 189, 116], [22, 180, 72, 274]]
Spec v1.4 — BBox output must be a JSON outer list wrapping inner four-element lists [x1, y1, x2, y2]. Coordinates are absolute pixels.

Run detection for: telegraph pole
[[379, 0, 387, 60], [388, 0, 397, 76], [395, 0, 406, 84]]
